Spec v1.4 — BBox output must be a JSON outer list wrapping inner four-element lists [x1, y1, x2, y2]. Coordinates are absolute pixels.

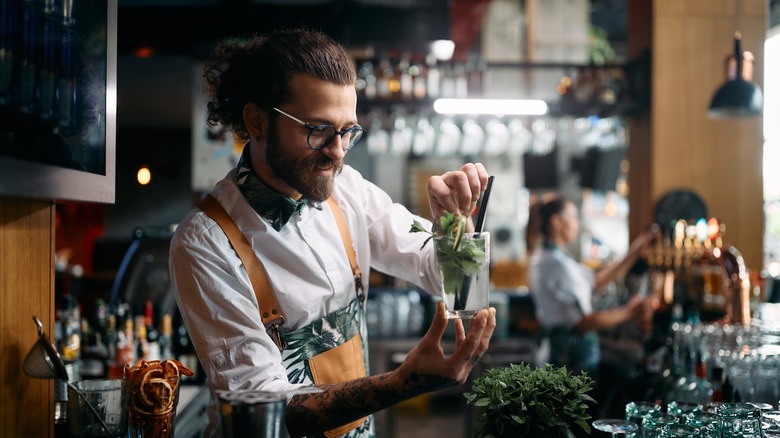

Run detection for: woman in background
[[528, 195, 656, 376]]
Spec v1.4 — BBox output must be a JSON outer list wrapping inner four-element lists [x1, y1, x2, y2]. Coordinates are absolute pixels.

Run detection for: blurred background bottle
[[144, 300, 161, 361], [175, 323, 199, 381], [158, 314, 174, 359]]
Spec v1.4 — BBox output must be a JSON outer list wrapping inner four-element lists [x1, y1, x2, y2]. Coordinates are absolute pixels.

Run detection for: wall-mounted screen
[[0, 0, 116, 203]]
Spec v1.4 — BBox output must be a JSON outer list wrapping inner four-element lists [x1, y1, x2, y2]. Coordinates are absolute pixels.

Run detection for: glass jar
[[748, 402, 774, 413], [667, 401, 702, 422], [626, 401, 662, 435], [703, 402, 726, 415], [718, 402, 762, 438], [686, 411, 719, 438], [762, 410, 780, 435], [642, 413, 678, 438], [659, 424, 701, 437]]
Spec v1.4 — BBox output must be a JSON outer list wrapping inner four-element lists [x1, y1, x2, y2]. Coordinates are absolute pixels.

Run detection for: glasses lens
[[345, 126, 365, 150], [307, 125, 337, 149]]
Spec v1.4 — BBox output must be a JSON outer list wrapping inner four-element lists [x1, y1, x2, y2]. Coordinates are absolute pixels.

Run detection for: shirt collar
[[234, 144, 321, 231]]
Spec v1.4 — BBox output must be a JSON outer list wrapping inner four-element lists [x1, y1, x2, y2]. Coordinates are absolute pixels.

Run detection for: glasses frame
[[272, 107, 365, 151]]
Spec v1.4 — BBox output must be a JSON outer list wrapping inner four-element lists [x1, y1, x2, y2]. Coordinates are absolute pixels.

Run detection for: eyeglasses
[[273, 107, 365, 151]]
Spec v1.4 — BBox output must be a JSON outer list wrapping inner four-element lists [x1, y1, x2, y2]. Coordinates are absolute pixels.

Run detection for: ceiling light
[[431, 40, 455, 61], [708, 30, 763, 118], [433, 98, 548, 116]]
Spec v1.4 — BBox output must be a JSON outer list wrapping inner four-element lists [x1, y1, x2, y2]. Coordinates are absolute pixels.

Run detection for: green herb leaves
[[410, 211, 468, 250], [464, 363, 596, 438], [410, 212, 485, 276]]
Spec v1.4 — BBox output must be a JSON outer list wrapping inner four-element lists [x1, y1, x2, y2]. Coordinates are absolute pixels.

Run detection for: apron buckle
[[354, 274, 366, 303], [265, 318, 288, 352]]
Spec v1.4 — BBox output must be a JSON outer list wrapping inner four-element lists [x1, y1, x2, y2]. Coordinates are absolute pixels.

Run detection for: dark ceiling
[[117, 0, 452, 57], [116, 0, 635, 58], [115, 0, 629, 128]]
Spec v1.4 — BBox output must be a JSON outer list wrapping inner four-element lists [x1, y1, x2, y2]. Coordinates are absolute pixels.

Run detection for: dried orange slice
[[162, 360, 179, 379], [140, 377, 174, 413], [139, 367, 167, 408], [164, 358, 195, 377]]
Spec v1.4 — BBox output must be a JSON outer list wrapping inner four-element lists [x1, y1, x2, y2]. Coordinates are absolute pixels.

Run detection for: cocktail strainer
[[23, 315, 110, 434], [23, 316, 69, 380]]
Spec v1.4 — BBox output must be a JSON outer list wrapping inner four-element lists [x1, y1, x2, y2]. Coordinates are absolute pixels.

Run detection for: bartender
[[528, 195, 655, 375], [169, 28, 496, 438]]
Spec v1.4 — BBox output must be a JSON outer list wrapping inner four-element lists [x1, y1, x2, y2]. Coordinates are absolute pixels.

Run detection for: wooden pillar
[[627, 0, 766, 270], [0, 196, 55, 438]]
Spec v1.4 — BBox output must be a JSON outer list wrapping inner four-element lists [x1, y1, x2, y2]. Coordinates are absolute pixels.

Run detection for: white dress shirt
[[528, 245, 595, 330], [169, 165, 441, 434]]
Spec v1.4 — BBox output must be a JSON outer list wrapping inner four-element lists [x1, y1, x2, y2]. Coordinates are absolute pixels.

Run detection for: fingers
[[422, 301, 449, 345], [427, 163, 488, 220], [478, 307, 497, 354], [454, 318, 466, 345], [449, 308, 489, 372], [459, 163, 489, 214]]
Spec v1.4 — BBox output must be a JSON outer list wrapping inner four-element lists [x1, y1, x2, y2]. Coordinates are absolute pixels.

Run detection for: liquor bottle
[[721, 372, 735, 402], [375, 56, 392, 100], [398, 53, 413, 100], [158, 314, 174, 360], [425, 54, 441, 99], [134, 315, 150, 363], [440, 63, 455, 98], [453, 63, 468, 98], [104, 314, 117, 373], [686, 353, 713, 405], [108, 317, 133, 379], [410, 55, 426, 100], [80, 318, 107, 379], [93, 299, 108, 340], [361, 61, 377, 100], [176, 323, 199, 381], [121, 317, 135, 364], [710, 365, 725, 402], [143, 300, 161, 361], [355, 60, 370, 98]]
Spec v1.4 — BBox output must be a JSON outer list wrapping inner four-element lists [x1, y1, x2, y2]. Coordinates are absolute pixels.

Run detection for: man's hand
[[427, 163, 489, 229], [391, 302, 497, 394]]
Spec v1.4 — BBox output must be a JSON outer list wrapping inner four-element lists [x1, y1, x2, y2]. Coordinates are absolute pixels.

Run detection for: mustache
[[303, 156, 341, 171]]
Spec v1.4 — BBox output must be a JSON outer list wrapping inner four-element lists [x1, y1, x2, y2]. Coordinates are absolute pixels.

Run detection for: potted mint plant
[[464, 363, 596, 438]]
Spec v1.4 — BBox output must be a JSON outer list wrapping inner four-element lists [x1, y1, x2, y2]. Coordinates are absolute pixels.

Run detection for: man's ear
[[243, 103, 267, 140]]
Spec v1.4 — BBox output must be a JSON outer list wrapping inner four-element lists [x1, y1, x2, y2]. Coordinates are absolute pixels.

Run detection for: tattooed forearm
[[401, 372, 456, 396], [285, 372, 457, 437]]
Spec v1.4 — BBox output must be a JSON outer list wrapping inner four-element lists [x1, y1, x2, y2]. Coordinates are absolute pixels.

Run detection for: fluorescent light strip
[[433, 98, 548, 116]]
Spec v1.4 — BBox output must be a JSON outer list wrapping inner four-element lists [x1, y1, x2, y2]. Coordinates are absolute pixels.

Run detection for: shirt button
[[214, 355, 226, 367]]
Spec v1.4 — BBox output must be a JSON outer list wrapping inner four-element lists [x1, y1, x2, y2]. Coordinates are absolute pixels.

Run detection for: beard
[[265, 126, 343, 203]]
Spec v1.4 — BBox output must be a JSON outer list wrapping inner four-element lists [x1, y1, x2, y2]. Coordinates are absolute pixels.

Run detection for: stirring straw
[[455, 175, 495, 312], [474, 175, 495, 233]]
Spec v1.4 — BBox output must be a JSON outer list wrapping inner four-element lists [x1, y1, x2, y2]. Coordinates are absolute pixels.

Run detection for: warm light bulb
[[431, 40, 455, 61], [137, 166, 151, 185]]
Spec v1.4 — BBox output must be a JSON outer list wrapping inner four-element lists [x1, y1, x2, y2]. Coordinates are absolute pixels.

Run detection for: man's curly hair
[[202, 28, 357, 140]]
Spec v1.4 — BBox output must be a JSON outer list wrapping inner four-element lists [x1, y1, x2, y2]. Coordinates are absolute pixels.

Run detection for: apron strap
[[198, 194, 287, 350], [326, 197, 365, 303], [197, 193, 364, 351]]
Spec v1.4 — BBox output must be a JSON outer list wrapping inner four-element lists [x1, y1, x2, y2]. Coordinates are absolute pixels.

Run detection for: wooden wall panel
[[0, 196, 54, 438], [629, 0, 766, 269]]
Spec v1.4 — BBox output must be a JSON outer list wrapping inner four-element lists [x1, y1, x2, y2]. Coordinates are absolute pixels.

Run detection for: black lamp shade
[[708, 32, 763, 119], [708, 78, 764, 119]]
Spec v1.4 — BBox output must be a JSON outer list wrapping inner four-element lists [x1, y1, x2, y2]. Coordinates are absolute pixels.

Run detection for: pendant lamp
[[708, 30, 764, 118]]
